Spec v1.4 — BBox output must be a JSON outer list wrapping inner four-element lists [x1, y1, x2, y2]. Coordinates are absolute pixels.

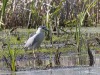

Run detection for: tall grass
[[75, 0, 98, 64], [0, 0, 17, 71], [0, 0, 8, 30], [75, 0, 98, 52], [5, 35, 17, 71], [9, 49, 16, 71], [2, 31, 20, 71]]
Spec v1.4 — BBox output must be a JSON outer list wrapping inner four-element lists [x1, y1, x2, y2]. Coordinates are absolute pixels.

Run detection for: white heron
[[24, 26, 48, 51]]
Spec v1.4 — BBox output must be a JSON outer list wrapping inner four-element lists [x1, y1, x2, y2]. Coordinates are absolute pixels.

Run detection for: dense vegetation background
[[0, 0, 99, 29]]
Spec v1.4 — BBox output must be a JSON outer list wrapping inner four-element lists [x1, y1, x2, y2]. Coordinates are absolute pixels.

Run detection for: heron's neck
[[36, 29, 44, 34]]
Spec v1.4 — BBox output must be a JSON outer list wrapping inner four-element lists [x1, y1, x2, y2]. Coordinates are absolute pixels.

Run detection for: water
[[0, 55, 100, 75], [0, 50, 100, 75], [0, 67, 100, 75]]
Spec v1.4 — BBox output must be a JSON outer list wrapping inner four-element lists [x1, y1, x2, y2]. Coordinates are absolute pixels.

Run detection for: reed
[[0, 0, 8, 30], [75, 0, 98, 51], [75, 0, 98, 64]]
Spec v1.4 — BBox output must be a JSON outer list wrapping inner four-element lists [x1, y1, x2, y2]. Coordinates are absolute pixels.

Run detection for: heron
[[24, 26, 49, 53]]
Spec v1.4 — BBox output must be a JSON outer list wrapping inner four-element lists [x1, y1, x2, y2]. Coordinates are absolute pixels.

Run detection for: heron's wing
[[31, 33, 44, 46], [24, 33, 44, 49], [24, 34, 37, 47]]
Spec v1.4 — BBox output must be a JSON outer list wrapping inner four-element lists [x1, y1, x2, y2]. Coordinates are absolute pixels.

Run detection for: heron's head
[[36, 26, 49, 33]]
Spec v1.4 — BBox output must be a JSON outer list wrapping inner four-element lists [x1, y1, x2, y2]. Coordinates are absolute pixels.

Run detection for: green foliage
[[1, 0, 8, 16], [9, 49, 16, 71], [75, 0, 98, 53], [0, 0, 8, 29], [6, 37, 17, 71], [64, 19, 77, 27], [77, 0, 98, 26], [51, 0, 65, 17], [30, 0, 44, 28]]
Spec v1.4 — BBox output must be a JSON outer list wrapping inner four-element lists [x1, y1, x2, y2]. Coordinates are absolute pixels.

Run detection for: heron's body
[[24, 26, 47, 50]]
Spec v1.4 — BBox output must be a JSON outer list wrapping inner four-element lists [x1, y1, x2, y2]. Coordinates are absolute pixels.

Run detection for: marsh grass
[[4, 36, 17, 71], [74, 0, 98, 64], [0, 0, 8, 30], [2, 31, 24, 71]]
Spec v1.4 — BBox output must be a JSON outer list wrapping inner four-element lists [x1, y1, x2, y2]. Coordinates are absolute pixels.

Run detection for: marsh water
[[0, 67, 100, 75], [0, 54, 100, 75]]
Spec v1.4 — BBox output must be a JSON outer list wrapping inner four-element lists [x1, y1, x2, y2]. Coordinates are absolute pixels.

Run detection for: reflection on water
[[0, 67, 100, 75], [0, 55, 100, 75], [11, 55, 89, 69], [15, 55, 100, 68]]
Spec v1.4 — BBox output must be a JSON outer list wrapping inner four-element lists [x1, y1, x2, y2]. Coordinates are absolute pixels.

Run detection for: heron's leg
[[32, 49, 36, 58], [33, 49, 37, 68], [32, 47, 36, 58], [35, 47, 43, 67]]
